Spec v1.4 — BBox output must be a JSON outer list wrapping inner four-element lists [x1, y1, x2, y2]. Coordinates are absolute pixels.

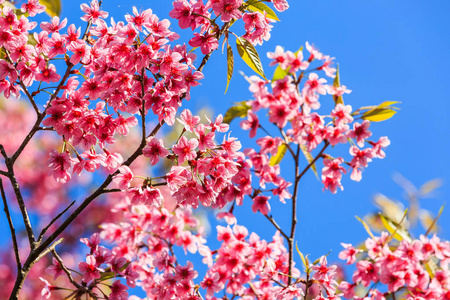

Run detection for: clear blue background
[[1, 0, 449, 291]]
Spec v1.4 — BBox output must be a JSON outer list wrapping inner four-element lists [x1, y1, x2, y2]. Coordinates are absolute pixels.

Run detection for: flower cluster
[[170, 0, 289, 50], [199, 224, 303, 299], [239, 43, 390, 194], [339, 233, 450, 299], [41, 233, 136, 299], [112, 109, 245, 210], [0, 0, 206, 183]]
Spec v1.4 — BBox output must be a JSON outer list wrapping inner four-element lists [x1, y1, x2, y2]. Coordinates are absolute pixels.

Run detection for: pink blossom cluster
[[99, 197, 208, 299], [41, 233, 136, 299], [239, 43, 390, 194], [198, 225, 305, 300], [170, 0, 289, 48], [0, 0, 208, 182], [112, 109, 248, 210], [339, 233, 450, 299]]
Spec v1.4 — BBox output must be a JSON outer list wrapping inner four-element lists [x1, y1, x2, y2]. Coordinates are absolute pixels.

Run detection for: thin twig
[[297, 142, 329, 181], [5, 169, 36, 248], [4, 50, 40, 115], [0, 169, 9, 176], [288, 145, 300, 285], [1, 178, 21, 272], [51, 250, 81, 289], [38, 201, 76, 243], [264, 214, 289, 241]]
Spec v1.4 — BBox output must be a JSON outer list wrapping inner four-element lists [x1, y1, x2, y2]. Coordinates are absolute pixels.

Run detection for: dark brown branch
[[9, 62, 74, 166], [4, 51, 40, 115], [37, 201, 76, 244], [0, 169, 8, 176], [5, 167, 36, 249], [288, 145, 300, 285], [287, 142, 329, 285], [9, 238, 64, 300], [298, 141, 329, 181], [51, 250, 81, 289], [1, 178, 21, 272], [264, 214, 290, 241]]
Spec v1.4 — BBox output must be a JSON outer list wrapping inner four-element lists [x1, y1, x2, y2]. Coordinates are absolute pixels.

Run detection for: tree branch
[[51, 250, 81, 289], [37, 201, 76, 244], [1, 177, 21, 272]]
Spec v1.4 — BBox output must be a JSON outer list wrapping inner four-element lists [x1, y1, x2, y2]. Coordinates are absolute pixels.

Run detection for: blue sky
[[1, 0, 449, 291]]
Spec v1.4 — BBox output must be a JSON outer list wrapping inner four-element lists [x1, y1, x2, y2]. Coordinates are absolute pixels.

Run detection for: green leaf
[[332, 64, 344, 105], [355, 215, 375, 239], [272, 65, 289, 81], [27, 34, 37, 46], [424, 259, 438, 279], [420, 178, 443, 196], [236, 37, 266, 80], [359, 101, 400, 122], [246, 0, 280, 21], [271, 46, 302, 81], [100, 271, 115, 281], [300, 145, 318, 179], [361, 108, 397, 122], [312, 250, 331, 265], [425, 204, 444, 236], [380, 211, 411, 242], [40, 0, 62, 17], [223, 101, 251, 124], [225, 43, 234, 93], [295, 243, 309, 272], [269, 144, 287, 166]]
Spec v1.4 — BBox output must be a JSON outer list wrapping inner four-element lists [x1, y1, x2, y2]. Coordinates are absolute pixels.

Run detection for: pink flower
[[352, 260, 380, 287], [78, 255, 103, 283], [39, 277, 54, 299], [195, 124, 216, 151], [109, 280, 128, 300], [80, 0, 108, 24], [370, 136, 390, 159], [252, 195, 270, 215], [173, 136, 199, 164], [113, 166, 134, 190], [166, 166, 191, 190], [40, 16, 67, 33], [174, 261, 198, 282], [269, 103, 295, 128], [45, 258, 65, 280], [169, 0, 193, 29], [201, 272, 223, 296], [206, 114, 229, 132], [143, 137, 169, 165], [272, 0, 289, 12], [212, 0, 243, 22], [36, 64, 60, 83], [305, 41, 323, 61], [256, 136, 282, 155], [322, 175, 343, 194], [267, 46, 288, 68], [331, 103, 353, 126], [178, 109, 200, 132], [347, 120, 372, 147], [339, 243, 362, 264], [286, 50, 309, 73], [322, 157, 346, 180], [189, 32, 219, 55], [319, 55, 337, 78], [303, 73, 327, 97], [21, 0, 46, 17], [240, 110, 259, 138], [47, 149, 73, 183]]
